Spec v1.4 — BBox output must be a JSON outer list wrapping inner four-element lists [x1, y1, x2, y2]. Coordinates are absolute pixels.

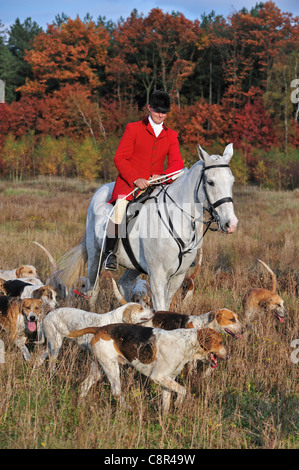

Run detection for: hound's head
[[207, 308, 245, 338], [258, 293, 286, 323], [243, 288, 286, 325], [32, 285, 58, 312], [16, 265, 39, 279], [196, 328, 229, 368], [122, 303, 154, 324], [21, 298, 43, 333]]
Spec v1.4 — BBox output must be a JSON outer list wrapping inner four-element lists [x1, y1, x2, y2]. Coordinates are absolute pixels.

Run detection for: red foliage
[[0, 103, 10, 168], [6, 96, 41, 137], [232, 88, 276, 164]]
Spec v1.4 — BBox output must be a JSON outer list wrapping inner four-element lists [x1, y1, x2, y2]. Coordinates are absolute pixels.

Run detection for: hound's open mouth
[[27, 321, 37, 332], [275, 313, 284, 323], [224, 328, 243, 339], [209, 353, 218, 368]]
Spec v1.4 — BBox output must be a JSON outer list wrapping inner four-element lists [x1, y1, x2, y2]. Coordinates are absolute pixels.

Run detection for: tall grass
[[0, 178, 298, 449]]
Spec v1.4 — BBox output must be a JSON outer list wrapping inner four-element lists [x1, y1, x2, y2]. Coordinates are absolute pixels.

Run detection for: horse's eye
[[207, 180, 214, 186]]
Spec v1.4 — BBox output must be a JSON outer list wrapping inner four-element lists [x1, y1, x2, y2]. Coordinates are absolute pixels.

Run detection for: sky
[[1, 0, 299, 31]]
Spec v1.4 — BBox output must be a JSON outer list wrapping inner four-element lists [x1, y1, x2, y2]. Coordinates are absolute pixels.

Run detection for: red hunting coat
[[109, 117, 184, 203]]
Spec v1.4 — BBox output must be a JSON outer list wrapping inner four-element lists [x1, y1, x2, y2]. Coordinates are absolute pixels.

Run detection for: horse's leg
[[87, 246, 101, 289], [165, 273, 186, 311], [148, 269, 169, 311]]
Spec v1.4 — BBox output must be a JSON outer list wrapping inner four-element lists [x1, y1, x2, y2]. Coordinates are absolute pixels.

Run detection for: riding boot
[[104, 235, 118, 271]]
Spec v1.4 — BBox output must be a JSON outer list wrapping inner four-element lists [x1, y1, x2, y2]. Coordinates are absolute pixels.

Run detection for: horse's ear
[[223, 143, 233, 161], [197, 144, 210, 163]]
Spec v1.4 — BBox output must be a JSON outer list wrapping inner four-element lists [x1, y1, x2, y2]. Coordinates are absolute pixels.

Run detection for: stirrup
[[104, 252, 118, 271]]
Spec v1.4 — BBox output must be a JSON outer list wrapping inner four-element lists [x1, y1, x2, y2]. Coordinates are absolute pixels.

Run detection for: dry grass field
[[0, 176, 298, 449]]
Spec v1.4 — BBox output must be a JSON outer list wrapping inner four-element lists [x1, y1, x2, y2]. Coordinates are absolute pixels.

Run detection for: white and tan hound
[[0, 265, 40, 281]]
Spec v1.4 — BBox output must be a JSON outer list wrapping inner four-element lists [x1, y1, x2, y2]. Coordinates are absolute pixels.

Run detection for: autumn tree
[[109, 9, 200, 106], [232, 87, 276, 162], [18, 16, 110, 96]]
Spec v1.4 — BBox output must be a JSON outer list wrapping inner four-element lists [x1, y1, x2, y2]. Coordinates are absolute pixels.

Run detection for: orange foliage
[[18, 17, 110, 95]]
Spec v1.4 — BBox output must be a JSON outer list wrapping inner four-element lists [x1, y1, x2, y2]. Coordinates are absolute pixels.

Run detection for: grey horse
[[59, 144, 238, 311]]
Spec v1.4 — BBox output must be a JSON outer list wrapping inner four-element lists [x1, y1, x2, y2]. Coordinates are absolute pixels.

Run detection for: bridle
[[196, 163, 233, 229]]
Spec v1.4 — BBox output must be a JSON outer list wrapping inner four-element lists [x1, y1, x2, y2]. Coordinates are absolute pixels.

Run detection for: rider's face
[[148, 105, 168, 125]]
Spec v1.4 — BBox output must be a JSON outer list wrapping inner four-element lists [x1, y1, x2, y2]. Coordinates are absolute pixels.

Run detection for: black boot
[[104, 236, 118, 271]]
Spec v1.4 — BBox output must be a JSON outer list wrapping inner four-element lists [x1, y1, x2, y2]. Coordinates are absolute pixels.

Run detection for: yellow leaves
[[72, 137, 101, 181]]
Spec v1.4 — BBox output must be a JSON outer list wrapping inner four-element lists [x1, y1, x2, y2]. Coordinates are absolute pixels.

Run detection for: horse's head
[[197, 143, 238, 234]]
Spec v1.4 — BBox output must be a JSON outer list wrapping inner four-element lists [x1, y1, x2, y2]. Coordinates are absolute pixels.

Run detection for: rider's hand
[[150, 174, 164, 183], [134, 178, 150, 189]]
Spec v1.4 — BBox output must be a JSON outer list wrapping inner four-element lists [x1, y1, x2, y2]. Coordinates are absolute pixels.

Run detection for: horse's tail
[[111, 278, 127, 305], [258, 259, 277, 293], [58, 234, 88, 288]]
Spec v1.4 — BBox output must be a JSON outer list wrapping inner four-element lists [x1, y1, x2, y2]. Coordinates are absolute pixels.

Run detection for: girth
[[121, 186, 159, 274]]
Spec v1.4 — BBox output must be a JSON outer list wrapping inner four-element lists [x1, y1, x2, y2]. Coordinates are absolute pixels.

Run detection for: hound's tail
[[258, 259, 277, 293], [57, 234, 88, 288], [68, 326, 100, 338], [33, 241, 58, 269], [189, 247, 203, 280], [111, 278, 127, 305]]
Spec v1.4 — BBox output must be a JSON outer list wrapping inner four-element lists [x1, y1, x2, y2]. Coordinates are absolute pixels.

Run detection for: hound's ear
[[123, 304, 143, 323], [197, 144, 210, 163], [223, 143, 233, 161], [197, 329, 211, 351], [207, 312, 215, 323], [32, 287, 44, 299], [15, 267, 22, 277], [258, 299, 269, 311]]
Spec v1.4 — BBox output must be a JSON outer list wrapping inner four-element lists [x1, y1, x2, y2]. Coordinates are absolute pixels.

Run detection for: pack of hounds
[[0, 242, 287, 413]]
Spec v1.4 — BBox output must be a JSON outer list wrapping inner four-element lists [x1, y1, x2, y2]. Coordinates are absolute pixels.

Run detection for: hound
[[37, 303, 154, 370], [0, 265, 40, 281], [33, 241, 90, 298], [0, 279, 57, 312], [68, 324, 229, 412], [242, 259, 286, 324], [112, 277, 151, 308], [144, 308, 245, 338], [0, 296, 44, 361]]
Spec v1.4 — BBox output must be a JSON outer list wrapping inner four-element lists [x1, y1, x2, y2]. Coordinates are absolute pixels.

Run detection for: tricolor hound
[[145, 308, 245, 338], [68, 324, 229, 412]]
